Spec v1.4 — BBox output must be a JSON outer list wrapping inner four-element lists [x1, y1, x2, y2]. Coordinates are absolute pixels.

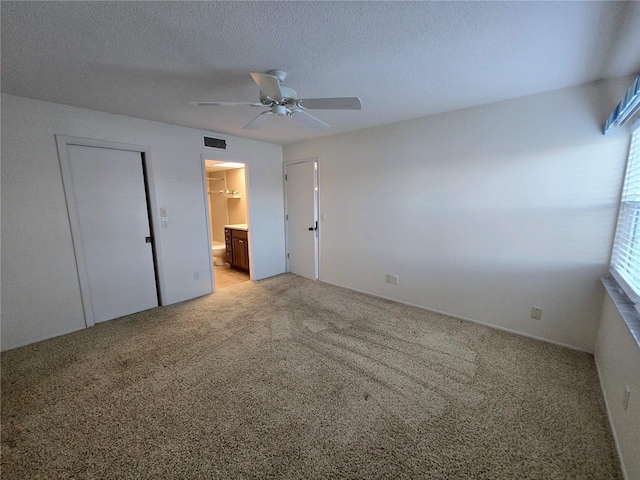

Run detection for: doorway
[[204, 159, 251, 290], [285, 159, 319, 280]]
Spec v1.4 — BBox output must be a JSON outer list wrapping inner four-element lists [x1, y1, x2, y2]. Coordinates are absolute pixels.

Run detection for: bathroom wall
[[207, 173, 228, 243], [226, 168, 248, 225]]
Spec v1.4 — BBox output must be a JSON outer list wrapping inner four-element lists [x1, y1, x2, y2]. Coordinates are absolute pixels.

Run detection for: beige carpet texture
[[1, 274, 621, 479]]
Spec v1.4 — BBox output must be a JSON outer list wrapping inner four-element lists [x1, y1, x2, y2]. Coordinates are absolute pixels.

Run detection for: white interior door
[[67, 145, 158, 323], [285, 160, 318, 280]]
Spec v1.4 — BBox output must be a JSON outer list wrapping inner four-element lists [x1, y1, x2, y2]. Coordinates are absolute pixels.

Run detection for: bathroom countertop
[[224, 223, 248, 231]]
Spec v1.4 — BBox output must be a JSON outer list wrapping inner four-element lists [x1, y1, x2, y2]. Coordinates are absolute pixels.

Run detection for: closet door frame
[[56, 135, 165, 327]]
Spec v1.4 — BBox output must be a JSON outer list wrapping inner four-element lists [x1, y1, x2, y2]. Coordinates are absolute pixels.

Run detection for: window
[[611, 125, 640, 304]]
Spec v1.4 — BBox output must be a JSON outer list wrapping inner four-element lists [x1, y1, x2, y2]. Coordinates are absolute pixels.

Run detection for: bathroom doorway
[[204, 159, 251, 290]]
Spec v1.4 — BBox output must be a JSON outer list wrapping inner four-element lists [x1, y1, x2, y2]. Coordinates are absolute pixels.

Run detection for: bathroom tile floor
[[213, 264, 250, 290]]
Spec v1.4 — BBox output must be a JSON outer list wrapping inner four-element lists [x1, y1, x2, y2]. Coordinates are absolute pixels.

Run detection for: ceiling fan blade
[[189, 101, 262, 107], [290, 110, 330, 131], [250, 72, 283, 101], [297, 97, 361, 110], [243, 111, 273, 130]]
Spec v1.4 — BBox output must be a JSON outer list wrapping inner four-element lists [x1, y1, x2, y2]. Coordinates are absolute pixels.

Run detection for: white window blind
[[611, 128, 640, 303]]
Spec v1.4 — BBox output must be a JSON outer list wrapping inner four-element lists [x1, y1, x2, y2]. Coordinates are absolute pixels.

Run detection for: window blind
[[611, 129, 640, 303]]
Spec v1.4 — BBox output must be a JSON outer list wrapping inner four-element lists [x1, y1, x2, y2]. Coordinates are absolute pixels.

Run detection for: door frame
[[56, 135, 165, 327], [284, 158, 320, 280], [200, 153, 253, 292]]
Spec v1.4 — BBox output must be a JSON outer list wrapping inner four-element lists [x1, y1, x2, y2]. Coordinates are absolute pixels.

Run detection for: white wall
[[595, 292, 640, 480], [284, 78, 633, 352], [1, 94, 285, 351]]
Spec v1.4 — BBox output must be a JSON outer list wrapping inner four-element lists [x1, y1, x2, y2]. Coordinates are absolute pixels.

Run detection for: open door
[[285, 160, 319, 280]]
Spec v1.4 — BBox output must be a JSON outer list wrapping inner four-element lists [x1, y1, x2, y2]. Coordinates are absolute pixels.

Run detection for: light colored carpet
[[1, 274, 620, 479]]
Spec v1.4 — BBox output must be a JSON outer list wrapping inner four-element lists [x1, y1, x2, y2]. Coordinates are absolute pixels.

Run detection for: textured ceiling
[[2, 1, 639, 145]]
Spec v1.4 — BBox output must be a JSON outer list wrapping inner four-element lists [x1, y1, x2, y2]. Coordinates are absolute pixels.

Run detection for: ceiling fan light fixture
[[273, 105, 288, 116]]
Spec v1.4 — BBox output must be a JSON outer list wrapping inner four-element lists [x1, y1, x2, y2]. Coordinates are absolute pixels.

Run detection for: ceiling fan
[[190, 69, 361, 131]]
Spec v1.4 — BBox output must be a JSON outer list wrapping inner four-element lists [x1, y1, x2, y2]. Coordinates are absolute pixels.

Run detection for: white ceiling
[[2, 1, 639, 145]]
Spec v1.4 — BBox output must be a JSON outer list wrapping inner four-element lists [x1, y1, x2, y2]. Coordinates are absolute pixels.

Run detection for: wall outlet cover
[[385, 274, 399, 285], [623, 386, 631, 410]]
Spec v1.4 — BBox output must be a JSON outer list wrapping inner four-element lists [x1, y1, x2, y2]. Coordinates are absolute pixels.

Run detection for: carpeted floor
[[1, 274, 621, 479]]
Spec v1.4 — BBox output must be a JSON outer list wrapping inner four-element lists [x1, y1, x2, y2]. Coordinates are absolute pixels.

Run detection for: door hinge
[[286, 214, 288, 221], [285, 174, 287, 181], [287, 253, 290, 259]]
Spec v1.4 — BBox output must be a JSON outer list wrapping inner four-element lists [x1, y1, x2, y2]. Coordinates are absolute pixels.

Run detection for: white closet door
[[285, 160, 318, 280], [68, 145, 158, 323]]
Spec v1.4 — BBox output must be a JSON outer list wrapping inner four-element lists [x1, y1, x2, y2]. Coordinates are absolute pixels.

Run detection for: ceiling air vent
[[202, 135, 227, 150]]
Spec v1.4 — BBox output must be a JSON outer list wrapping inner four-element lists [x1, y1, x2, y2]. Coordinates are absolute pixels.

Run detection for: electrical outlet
[[531, 307, 542, 320], [194, 271, 199, 280], [385, 274, 399, 285], [623, 386, 631, 410]]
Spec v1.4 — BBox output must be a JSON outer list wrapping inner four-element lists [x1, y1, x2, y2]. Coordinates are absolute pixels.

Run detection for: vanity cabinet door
[[224, 228, 233, 264], [231, 237, 249, 272]]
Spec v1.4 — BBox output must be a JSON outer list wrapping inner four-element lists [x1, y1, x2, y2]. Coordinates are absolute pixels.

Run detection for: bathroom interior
[[205, 160, 251, 289]]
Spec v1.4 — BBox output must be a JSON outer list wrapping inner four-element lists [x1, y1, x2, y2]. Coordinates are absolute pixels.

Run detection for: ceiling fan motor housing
[[267, 69, 287, 83], [260, 85, 298, 105]]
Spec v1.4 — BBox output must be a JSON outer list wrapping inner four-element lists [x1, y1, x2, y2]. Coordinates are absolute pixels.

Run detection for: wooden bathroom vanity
[[224, 224, 249, 273]]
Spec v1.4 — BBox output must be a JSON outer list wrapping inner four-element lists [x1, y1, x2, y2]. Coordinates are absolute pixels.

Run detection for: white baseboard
[[320, 279, 592, 354]]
